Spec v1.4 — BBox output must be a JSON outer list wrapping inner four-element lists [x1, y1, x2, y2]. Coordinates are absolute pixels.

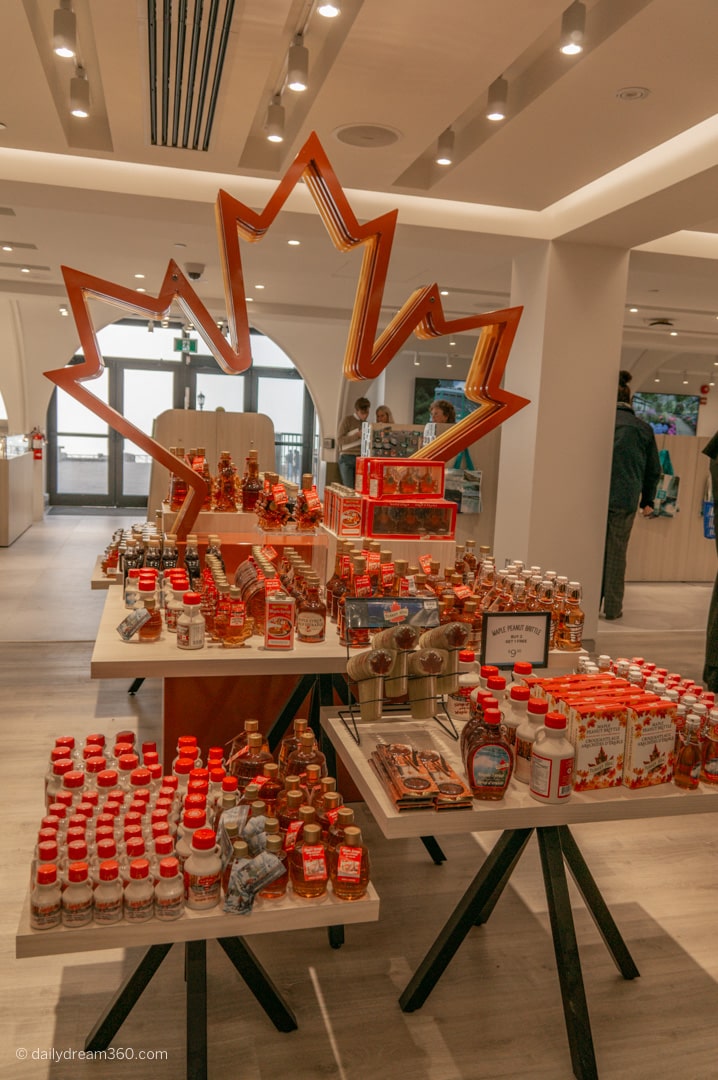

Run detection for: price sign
[[480, 610, 550, 669]]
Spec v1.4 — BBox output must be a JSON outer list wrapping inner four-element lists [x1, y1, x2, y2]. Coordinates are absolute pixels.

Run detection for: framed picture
[[479, 610, 551, 669], [412, 378, 479, 424]]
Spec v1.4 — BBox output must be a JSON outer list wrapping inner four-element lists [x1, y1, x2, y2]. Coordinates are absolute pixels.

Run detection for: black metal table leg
[[559, 825, 640, 979], [327, 924, 345, 949], [474, 827, 534, 926], [217, 936, 298, 1031], [537, 826, 598, 1080], [420, 835, 447, 864], [185, 940, 208, 1080], [400, 828, 533, 1013], [85, 943, 172, 1051], [128, 677, 144, 695]]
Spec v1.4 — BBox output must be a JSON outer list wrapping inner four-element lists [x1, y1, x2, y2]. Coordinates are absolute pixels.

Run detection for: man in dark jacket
[[702, 432, 718, 690], [601, 371, 661, 620]]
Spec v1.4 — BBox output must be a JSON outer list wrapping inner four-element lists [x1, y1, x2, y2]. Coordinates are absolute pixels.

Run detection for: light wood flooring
[[2, 515, 717, 1079]]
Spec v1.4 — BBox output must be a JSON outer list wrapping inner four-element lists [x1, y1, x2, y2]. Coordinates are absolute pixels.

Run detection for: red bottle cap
[[147, 763, 163, 781], [159, 856, 180, 878], [480, 665, 499, 680], [37, 864, 58, 885], [512, 661, 533, 675], [67, 840, 88, 861], [82, 744, 104, 760], [38, 840, 59, 861], [182, 808, 206, 829], [52, 759, 74, 776], [54, 791, 74, 809], [99, 860, 120, 881], [124, 826, 143, 844], [510, 686, 530, 702], [101, 802, 122, 819], [97, 769, 119, 788], [184, 794, 207, 812], [458, 650, 475, 663], [483, 713, 501, 726], [75, 802, 94, 819], [41, 816, 60, 832], [55, 736, 75, 750], [221, 775, 239, 792], [67, 861, 89, 883], [84, 788, 100, 805], [143, 751, 160, 766], [129, 768, 152, 788], [141, 741, 157, 755], [188, 780, 209, 796], [528, 698, 549, 715], [192, 828, 217, 850], [66, 827, 87, 846], [116, 731, 136, 746], [207, 747, 224, 760], [118, 753, 140, 772], [50, 747, 71, 763], [126, 838, 146, 858], [545, 712, 567, 730], [97, 839, 117, 859], [85, 756, 107, 774], [178, 735, 198, 749], [173, 759, 193, 776], [210, 767, 226, 783], [47, 802, 67, 819], [124, 811, 144, 828], [152, 822, 170, 839], [189, 768, 209, 782], [183, 591, 202, 606], [155, 836, 174, 856], [162, 776, 179, 790], [62, 771, 85, 789], [37, 828, 58, 845], [86, 733, 106, 748], [129, 858, 150, 880], [487, 676, 507, 691]]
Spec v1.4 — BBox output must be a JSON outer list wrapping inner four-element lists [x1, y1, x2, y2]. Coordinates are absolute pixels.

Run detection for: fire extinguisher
[[30, 426, 45, 460]]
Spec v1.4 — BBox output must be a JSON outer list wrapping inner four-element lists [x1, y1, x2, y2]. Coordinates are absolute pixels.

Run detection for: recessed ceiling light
[[629, 307, 638, 313], [449, 340, 456, 346], [254, 284, 265, 289], [245, 296, 254, 302], [317, 2, 340, 15], [2, 244, 12, 252], [174, 242, 187, 249], [136, 287, 146, 293], [435, 128, 454, 166], [134, 273, 145, 279], [20, 267, 30, 273], [287, 240, 300, 246], [654, 376, 660, 383], [616, 86, 651, 102], [440, 289, 449, 296], [58, 305, 69, 316], [670, 331, 678, 336]]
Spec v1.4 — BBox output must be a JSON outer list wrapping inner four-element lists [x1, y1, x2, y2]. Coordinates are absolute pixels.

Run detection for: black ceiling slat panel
[[147, 0, 158, 146], [161, 0, 172, 145], [202, 0, 235, 152], [192, 0, 219, 150], [172, 0, 188, 146], [182, 0, 204, 149]]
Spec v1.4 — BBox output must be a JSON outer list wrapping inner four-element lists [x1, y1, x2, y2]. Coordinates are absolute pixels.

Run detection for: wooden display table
[[321, 710, 718, 1080], [17, 882, 378, 1080]]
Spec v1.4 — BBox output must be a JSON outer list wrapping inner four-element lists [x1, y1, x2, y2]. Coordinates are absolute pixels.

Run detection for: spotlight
[[147, 320, 154, 333], [53, 1, 76, 59], [486, 76, 508, 121], [265, 96, 285, 143], [317, 2, 341, 15], [58, 305, 69, 317], [70, 67, 90, 118], [435, 128, 454, 166], [287, 35, 308, 92], [560, 2, 586, 55]]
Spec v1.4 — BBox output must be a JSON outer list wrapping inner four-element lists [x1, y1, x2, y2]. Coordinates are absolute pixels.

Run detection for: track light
[[287, 35, 309, 92], [560, 2, 586, 55], [486, 76, 508, 121], [58, 305, 69, 317], [53, 1, 76, 59], [70, 67, 90, 118], [147, 320, 154, 334], [317, 2, 341, 15], [683, 372, 689, 385], [435, 128, 454, 166], [265, 96, 285, 143], [161, 316, 170, 329]]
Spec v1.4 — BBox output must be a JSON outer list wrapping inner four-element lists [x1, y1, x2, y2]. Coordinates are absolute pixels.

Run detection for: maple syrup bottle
[[556, 581, 585, 651], [278, 790, 304, 849], [274, 775, 302, 821], [286, 731, 328, 782], [326, 542, 348, 621], [241, 448, 263, 511], [233, 733, 273, 791], [674, 719, 702, 790], [537, 579, 557, 647], [700, 717, 718, 784], [258, 835, 289, 899], [299, 763, 324, 806], [296, 577, 327, 643], [289, 822, 329, 899], [137, 584, 162, 642], [258, 762, 283, 813], [552, 576, 569, 648], [392, 559, 410, 597], [317, 790, 343, 838], [463, 540, 478, 586], [170, 447, 188, 511], [327, 805, 355, 850], [464, 711, 514, 800], [277, 718, 311, 779], [330, 825, 370, 901]]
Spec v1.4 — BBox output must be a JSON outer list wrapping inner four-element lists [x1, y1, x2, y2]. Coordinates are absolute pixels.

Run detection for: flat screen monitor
[[631, 392, 700, 436], [412, 378, 478, 424]]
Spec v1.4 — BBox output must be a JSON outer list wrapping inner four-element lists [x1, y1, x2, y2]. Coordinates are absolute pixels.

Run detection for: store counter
[[321, 709, 718, 1080]]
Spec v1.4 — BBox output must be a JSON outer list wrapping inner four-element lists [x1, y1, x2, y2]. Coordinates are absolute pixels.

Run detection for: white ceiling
[[2, 0, 718, 389]]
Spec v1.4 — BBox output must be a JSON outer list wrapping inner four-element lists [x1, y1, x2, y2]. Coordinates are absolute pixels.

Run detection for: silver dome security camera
[[185, 262, 205, 281]]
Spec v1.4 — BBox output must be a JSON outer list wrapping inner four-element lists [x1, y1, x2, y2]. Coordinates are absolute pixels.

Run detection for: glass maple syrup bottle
[[674, 718, 702, 790], [296, 576, 327, 643], [277, 718, 311, 780], [274, 775, 302, 821], [233, 733, 273, 791], [286, 731, 327, 782], [463, 540, 478, 586], [299, 763, 324, 806], [241, 448, 262, 511], [464, 709, 514, 800], [170, 447, 188, 511], [258, 834, 288, 899], [327, 805, 354, 850], [289, 822, 328, 899], [700, 716, 718, 784], [556, 581, 584, 651], [552, 576, 569, 649], [537, 579, 557, 647], [330, 825, 370, 901], [339, 556, 371, 647], [258, 762, 283, 813], [379, 550, 395, 596], [326, 541, 349, 621], [137, 583, 162, 642]]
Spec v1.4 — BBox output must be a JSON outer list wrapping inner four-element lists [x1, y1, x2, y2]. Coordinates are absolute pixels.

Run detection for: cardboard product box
[[568, 704, 628, 791], [360, 423, 426, 459], [365, 458, 444, 500], [362, 497, 457, 539], [623, 701, 676, 788], [354, 457, 369, 495], [328, 488, 364, 537]]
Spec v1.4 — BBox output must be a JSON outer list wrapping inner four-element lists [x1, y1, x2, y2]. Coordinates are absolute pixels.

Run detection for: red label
[[381, 563, 395, 588], [261, 545, 278, 561], [354, 575, 372, 596], [283, 820, 303, 851], [265, 578, 282, 594], [398, 577, 410, 596], [336, 845, 362, 882], [340, 555, 352, 577], [418, 554, 433, 574], [302, 844, 328, 881], [229, 603, 246, 627], [272, 484, 288, 505], [453, 585, 473, 601], [305, 490, 321, 510]]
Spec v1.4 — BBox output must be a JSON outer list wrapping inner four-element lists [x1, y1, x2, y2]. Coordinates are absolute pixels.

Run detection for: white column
[[494, 241, 630, 636]]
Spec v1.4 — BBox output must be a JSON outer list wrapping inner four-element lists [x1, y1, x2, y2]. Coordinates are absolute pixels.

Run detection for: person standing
[[701, 432, 718, 690], [601, 370, 661, 621], [375, 405, 394, 423], [337, 396, 370, 488]]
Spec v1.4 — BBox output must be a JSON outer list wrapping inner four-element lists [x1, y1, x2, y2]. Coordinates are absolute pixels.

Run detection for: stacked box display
[[364, 458, 444, 500], [362, 498, 456, 539], [360, 424, 425, 459]]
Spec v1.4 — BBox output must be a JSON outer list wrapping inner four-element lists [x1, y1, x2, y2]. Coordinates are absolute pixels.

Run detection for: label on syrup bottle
[[302, 845, 328, 881], [468, 743, 511, 791], [336, 846, 362, 881]]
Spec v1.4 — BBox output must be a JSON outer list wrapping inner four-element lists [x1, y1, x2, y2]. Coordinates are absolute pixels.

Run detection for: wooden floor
[[2, 516, 718, 1079]]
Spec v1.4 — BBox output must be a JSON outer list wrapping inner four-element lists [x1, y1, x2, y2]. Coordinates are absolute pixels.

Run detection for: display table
[[91, 587, 350, 766], [91, 556, 121, 589], [0, 450, 33, 546], [17, 884, 378, 1080], [321, 710, 718, 1080]]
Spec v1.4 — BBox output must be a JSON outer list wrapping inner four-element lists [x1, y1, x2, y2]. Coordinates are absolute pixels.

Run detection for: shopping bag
[[703, 500, 716, 540], [653, 473, 679, 517]]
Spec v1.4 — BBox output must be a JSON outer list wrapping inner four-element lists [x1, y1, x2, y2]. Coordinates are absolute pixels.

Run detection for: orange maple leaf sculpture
[[45, 132, 528, 536]]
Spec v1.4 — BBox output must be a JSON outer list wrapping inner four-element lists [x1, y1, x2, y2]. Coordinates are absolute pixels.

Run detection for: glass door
[[118, 367, 175, 504], [47, 368, 111, 505]]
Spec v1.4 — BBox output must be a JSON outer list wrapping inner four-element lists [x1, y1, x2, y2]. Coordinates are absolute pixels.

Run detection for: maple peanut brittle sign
[[45, 132, 528, 537]]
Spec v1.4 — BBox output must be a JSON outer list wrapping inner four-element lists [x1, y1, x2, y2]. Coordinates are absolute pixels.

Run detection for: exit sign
[[174, 337, 198, 354]]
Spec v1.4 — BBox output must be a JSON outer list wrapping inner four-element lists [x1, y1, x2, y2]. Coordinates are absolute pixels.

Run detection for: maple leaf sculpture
[[45, 132, 528, 536]]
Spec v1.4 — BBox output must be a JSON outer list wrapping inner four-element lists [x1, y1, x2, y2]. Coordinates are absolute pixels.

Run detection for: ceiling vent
[[647, 318, 675, 327], [146, 0, 236, 151]]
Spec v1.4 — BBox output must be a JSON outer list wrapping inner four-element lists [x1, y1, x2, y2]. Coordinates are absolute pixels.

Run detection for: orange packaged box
[[568, 704, 628, 791], [364, 458, 444, 500], [623, 701, 676, 788], [264, 594, 295, 650], [325, 486, 363, 537]]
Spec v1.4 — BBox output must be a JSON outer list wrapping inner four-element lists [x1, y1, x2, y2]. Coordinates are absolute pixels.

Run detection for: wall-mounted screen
[[631, 392, 700, 436], [412, 378, 478, 424]]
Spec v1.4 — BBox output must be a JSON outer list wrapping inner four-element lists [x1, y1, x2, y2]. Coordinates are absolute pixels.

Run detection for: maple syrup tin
[[264, 594, 296, 650]]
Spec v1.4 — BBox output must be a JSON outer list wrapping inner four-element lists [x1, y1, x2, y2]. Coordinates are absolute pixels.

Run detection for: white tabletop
[[321, 710, 718, 838], [90, 587, 350, 679], [16, 883, 379, 959]]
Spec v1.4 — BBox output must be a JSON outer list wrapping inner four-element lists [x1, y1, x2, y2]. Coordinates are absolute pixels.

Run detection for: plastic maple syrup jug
[[529, 712, 574, 803]]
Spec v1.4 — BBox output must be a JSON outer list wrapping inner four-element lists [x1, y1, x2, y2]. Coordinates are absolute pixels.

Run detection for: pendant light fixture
[[486, 76, 508, 121], [53, 0, 76, 59], [560, 2, 586, 55], [287, 35, 309, 92], [265, 96, 285, 143], [435, 128, 454, 166], [70, 67, 90, 118]]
